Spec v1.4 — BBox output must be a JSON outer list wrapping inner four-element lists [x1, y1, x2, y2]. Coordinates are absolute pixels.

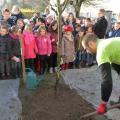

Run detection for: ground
[[19, 73, 108, 120]]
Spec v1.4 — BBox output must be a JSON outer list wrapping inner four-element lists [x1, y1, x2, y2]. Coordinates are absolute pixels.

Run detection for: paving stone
[[61, 66, 120, 120], [0, 79, 22, 120]]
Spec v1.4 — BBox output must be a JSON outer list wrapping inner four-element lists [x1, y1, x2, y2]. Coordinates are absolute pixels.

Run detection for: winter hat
[[64, 25, 73, 32]]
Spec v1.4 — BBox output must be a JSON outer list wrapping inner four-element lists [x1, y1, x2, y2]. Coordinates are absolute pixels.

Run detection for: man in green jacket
[[82, 33, 120, 114]]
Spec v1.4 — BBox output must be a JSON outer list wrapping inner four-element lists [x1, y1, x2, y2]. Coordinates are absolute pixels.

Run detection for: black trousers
[[100, 63, 120, 102], [11, 61, 22, 78], [112, 63, 120, 74], [50, 53, 57, 68], [25, 59, 36, 72], [38, 55, 50, 75]]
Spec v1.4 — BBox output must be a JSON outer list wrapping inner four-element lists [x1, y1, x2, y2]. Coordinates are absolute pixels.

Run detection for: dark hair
[[2, 8, 10, 14], [75, 24, 81, 28], [87, 24, 94, 32], [37, 17, 46, 24], [99, 9, 105, 13], [67, 12, 75, 22], [68, 12, 74, 17], [86, 18, 91, 22], [49, 20, 58, 32], [82, 33, 97, 46], [0, 24, 9, 31]]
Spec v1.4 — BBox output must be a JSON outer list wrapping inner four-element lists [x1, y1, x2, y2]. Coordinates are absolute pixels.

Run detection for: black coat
[[0, 17, 13, 27], [94, 16, 108, 39], [9, 34, 21, 57], [10, 12, 25, 25], [0, 34, 13, 60]]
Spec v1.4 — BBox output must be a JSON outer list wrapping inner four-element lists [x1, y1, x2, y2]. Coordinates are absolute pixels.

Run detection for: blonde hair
[[11, 5, 20, 14], [11, 25, 19, 33], [24, 24, 32, 32]]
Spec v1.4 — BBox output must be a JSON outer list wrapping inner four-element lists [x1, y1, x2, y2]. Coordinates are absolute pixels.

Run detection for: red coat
[[22, 30, 38, 59]]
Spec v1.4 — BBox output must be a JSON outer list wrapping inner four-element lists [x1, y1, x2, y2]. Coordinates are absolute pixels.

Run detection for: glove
[[97, 101, 107, 114]]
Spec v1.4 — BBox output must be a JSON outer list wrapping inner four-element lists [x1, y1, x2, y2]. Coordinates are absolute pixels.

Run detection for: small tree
[[50, 0, 70, 92]]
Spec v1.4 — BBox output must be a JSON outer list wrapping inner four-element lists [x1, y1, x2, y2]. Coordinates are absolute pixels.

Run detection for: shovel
[[80, 103, 120, 119]]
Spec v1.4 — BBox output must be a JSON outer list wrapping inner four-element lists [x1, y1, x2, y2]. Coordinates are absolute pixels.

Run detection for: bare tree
[[50, 0, 70, 93], [71, 0, 102, 17], [51, 0, 102, 17]]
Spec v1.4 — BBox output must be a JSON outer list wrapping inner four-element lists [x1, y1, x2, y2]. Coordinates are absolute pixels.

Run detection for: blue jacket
[[109, 29, 120, 38]]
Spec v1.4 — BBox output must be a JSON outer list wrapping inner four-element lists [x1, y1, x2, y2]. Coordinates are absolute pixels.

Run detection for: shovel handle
[[80, 103, 120, 119]]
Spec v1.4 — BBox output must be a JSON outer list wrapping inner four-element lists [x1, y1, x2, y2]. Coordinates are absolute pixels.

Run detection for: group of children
[[0, 9, 97, 79], [0, 19, 58, 79]]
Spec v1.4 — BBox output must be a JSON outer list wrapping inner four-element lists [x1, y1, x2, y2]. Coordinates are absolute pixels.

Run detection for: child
[[74, 27, 86, 68], [33, 17, 46, 33], [22, 24, 38, 71], [10, 25, 21, 78], [61, 25, 75, 70], [36, 25, 52, 76], [0, 24, 19, 78], [17, 19, 25, 33], [49, 21, 58, 73], [86, 24, 94, 34], [86, 24, 96, 67]]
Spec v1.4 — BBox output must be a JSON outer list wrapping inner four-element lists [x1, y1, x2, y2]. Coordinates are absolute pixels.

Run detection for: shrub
[[20, 8, 37, 19]]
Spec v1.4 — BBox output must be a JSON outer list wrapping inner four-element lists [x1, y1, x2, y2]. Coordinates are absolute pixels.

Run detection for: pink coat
[[35, 34, 52, 55], [22, 30, 38, 59]]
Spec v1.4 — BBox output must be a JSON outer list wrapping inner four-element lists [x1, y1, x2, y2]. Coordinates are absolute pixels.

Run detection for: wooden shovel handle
[[80, 103, 120, 119]]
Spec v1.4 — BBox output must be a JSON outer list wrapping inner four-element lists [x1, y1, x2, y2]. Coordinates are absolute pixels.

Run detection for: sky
[[79, 0, 120, 17], [50, 0, 120, 13], [103, 0, 120, 13]]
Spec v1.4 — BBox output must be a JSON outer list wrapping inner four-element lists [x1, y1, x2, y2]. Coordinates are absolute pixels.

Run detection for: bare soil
[[19, 74, 108, 120]]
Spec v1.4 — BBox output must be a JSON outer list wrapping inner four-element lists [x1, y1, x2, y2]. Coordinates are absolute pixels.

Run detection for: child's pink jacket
[[35, 34, 52, 55], [22, 30, 38, 59]]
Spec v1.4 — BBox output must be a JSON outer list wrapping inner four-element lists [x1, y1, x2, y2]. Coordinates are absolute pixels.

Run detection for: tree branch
[[51, 7, 58, 15], [61, 0, 69, 13], [78, 0, 85, 5], [83, 0, 99, 6], [50, 3, 58, 15], [60, 0, 66, 7]]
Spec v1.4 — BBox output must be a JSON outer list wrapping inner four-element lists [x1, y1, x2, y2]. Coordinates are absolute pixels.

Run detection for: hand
[[97, 101, 107, 114], [47, 54, 50, 57], [52, 39, 55, 42], [12, 56, 20, 62]]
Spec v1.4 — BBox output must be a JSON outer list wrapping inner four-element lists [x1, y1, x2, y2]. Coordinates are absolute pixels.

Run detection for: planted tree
[[50, 0, 70, 93]]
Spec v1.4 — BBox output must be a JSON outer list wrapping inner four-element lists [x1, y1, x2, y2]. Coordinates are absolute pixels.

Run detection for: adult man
[[94, 9, 108, 39], [82, 33, 120, 114]]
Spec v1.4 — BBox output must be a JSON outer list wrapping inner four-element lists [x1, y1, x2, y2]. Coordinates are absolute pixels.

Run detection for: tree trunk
[[75, 4, 82, 18], [57, 0, 62, 71], [76, 10, 80, 18]]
